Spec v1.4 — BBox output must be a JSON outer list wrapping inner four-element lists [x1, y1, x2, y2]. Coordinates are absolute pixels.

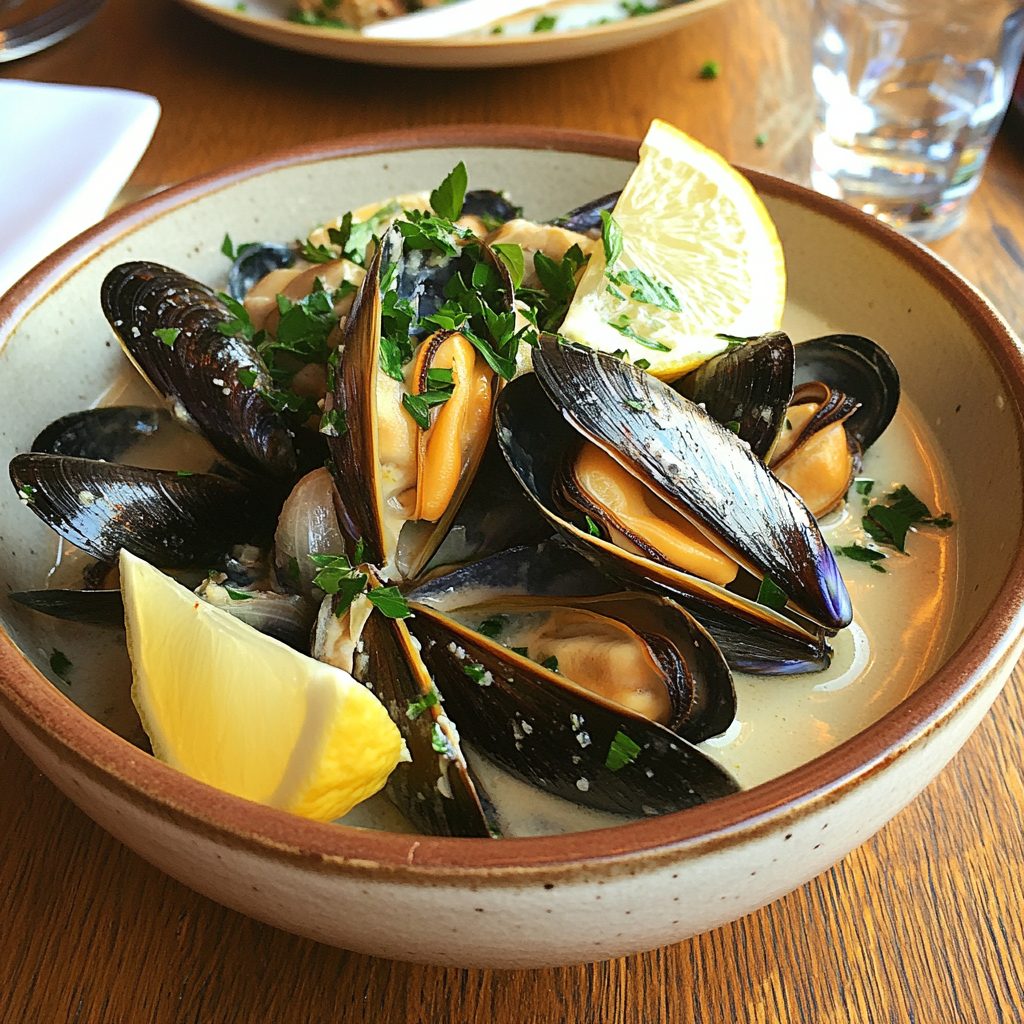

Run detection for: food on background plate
[[9, 120, 954, 838], [291, 0, 676, 37]]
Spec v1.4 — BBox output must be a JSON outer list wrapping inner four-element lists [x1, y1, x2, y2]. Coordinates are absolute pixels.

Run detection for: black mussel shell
[[10, 453, 276, 569], [674, 331, 795, 461], [461, 189, 522, 225], [794, 334, 900, 451], [532, 338, 852, 631], [227, 242, 295, 301], [342, 572, 491, 838], [410, 536, 615, 609], [494, 373, 831, 675], [551, 191, 622, 235], [32, 406, 170, 462], [101, 262, 297, 478], [9, 588, 125, 626], [407, 603, 739, 817], [9, 585, 312, 650]]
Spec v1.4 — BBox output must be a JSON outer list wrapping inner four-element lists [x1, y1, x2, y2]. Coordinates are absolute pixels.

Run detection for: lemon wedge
[[559, 119, 786, 379], [120, 549, 402, 822]]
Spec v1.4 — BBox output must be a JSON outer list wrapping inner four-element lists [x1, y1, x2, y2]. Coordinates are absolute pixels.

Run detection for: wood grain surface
[[3, 0, 1024, 1020]]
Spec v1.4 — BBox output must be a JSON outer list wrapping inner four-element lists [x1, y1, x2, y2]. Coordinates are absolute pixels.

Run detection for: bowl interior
[[0, 142, 1020, 816]]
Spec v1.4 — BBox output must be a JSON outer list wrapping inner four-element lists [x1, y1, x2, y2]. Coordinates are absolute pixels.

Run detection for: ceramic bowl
[[174, 0, 733, 67], [1, 127, 1023, 969]]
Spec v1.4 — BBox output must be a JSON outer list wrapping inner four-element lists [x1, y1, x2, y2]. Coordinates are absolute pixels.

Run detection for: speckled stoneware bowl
[[1, 127, 1023, 969]]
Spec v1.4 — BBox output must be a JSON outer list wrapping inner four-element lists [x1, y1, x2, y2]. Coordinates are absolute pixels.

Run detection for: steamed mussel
[[7, 158, 910, 839]]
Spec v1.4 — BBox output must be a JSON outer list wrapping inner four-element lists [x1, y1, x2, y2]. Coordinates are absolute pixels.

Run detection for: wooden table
[[3, 1, 1024, 1020]]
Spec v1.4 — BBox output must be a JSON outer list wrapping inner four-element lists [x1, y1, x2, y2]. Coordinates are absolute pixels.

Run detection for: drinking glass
[[811, 0, 1024, 241]]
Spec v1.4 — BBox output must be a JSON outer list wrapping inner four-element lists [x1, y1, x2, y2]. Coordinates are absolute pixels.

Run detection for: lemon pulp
[[560, 118, 787, 379], [121, 549, 402, 822]]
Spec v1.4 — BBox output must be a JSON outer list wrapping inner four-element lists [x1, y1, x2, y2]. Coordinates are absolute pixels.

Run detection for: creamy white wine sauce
[[34, 343, 958, 838]]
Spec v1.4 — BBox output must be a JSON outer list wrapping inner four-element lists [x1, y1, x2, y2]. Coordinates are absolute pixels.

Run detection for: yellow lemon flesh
[[560, 119, 787, 379], [120, 549, 402, 822]]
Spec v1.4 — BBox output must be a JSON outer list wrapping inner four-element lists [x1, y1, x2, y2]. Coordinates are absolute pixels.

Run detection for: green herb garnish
[[756, 575, 789, 611], [463, 663, 489, 685], [533, 14, 556, 30], [477, 615, 507, 639], [429, 162, 469, 222], [605, 730, 641, 771], [834, 544, 888, 573], [406, 690, 439, 720], [50, 649, 72, 683], [540, 655, 559, 672], [699, 60, 720, 79], [367, 585, 412, 619], [154, 327, 180, 348]]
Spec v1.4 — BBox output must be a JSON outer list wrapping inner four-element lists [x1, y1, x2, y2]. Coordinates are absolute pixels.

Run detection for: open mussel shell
[[421, 590, 735, 744], [674, 331, 795, 461], [406, 602, 739, 817], [10, 453, 274, 569], [495, 374, 831, 674], [327, 225, 511, 579], [101, 262, 297, 479], [532, 338, 852, 631], [227, 242, 296, 302], [32, 406, 171, 462], [316, 569, 491, 838], [794, 334, 900, 451]]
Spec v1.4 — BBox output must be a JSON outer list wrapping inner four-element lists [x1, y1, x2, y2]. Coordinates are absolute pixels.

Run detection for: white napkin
[[0, 80, 160, 299]]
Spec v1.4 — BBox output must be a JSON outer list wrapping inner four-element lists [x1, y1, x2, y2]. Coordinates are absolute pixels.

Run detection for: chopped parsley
[[491, 242, 525, 290], [623, 398, 647, 412], [367, 585, 412, 619], [600, 212, 682, 314], [154, 327, 180, 348], [605, 730, 641, 771], [49, 648, 72, 683], [477, 615, 507, 639], [17, 483, 35, 504], [310, 553, 369, 615], [463, 663, 488, 684], [533, 14, 557, 30], [511, 646, 529, 658], [834, 544, 888, 573], [755, 132, 768, 148], [319, 408, 347, 437], [220, 233, 258, 261], [237, 367, 258, 388], [756, 575, 789, 611], [606, 313, 671, 352], [622, 0, 660, 13], [406, 690, 439, 720], [518, 244, 590, 333], [725, 420, 741, 433], [431, 722, 455, 756], [699, 60, 720, 80], [855, 478, 874, 496], [224, 587, 254, 601], [429, 161, 468, 222], [585, 515, 602, 537], [540, 655, 559, 672], [861, 484, 953, 553]]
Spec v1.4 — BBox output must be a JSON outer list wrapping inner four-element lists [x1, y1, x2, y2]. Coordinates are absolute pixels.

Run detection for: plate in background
[[174, 0, 733, 67]]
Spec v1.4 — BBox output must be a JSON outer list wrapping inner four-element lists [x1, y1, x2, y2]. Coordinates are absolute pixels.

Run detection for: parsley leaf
[[367, 586, 412, 619], [491, 243, 525, 290], [834, 544, 888, 573], [605, 730, 641, 771], [430, 162, 469, 222], [50, 649, 72, 683], [540, 655, 559, 672], [601, 210, 624, 268], [756, 575, 789, 611], [477, 615, 507, 639], [612, 267, 682, 312], [406, 690, 439, 720], [154, 327, 180, 348]]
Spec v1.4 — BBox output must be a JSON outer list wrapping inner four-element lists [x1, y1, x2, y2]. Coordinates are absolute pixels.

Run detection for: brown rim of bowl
[[174, 0, 730, 51], [1, 124, 1023, 878]]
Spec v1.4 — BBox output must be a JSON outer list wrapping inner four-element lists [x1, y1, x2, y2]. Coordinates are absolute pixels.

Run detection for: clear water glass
[[811, 0, 1024, 241]]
